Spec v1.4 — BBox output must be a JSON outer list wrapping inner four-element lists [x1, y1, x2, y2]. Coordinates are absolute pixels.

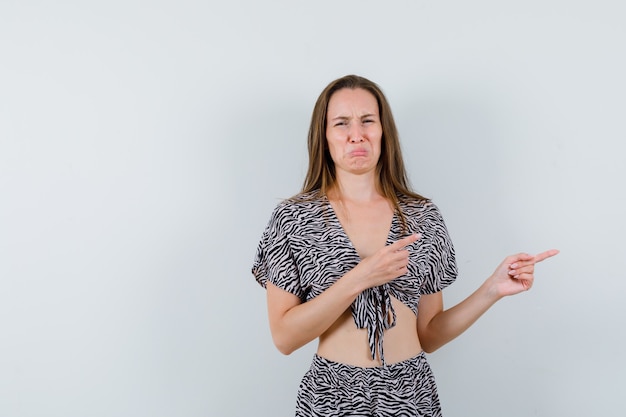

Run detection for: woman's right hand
[[351, 234, 421, 289]]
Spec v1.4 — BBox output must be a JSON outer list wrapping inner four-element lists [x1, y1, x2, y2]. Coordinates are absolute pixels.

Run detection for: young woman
[[252, 74, 558, 416]]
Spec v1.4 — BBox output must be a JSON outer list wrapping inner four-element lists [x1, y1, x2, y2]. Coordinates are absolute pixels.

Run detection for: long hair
[[301, 75, 427, 225]]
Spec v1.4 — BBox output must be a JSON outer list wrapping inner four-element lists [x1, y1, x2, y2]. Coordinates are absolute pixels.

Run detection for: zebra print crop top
[[252, 191, 457, 363]]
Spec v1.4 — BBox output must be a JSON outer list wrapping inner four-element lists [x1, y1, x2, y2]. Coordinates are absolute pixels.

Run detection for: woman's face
[[325, 88, 383, 177]]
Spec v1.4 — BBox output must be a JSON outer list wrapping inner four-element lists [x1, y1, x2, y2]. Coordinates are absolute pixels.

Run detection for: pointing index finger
[[534, 249, 560, 263], [389, 234, 421, 251]]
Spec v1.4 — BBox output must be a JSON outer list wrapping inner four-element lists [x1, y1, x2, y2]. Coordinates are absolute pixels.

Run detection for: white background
[[1, 1, 625, 416]]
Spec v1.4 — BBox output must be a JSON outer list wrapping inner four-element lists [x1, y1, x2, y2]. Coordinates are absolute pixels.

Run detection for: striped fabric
[[297, 353, 441, 417], [252, 190, 457, 363]]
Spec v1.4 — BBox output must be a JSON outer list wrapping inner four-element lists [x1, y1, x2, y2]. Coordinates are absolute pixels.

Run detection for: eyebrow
[[329, 113, 378, 121]]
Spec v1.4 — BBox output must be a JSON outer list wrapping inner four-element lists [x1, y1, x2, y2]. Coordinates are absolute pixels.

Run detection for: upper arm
[[416, 292, 443, 340], [266, 282, 302, 336]]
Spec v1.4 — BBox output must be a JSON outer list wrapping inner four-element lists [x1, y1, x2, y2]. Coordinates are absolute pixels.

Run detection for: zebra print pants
[[296, 352, 442, 417]]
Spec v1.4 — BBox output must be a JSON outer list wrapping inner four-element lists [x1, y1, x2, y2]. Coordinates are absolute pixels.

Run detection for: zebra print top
[[252, 191, 457, 363]]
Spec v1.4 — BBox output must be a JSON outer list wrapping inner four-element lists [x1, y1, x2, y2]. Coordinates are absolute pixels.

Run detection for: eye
[[362, 119, 374, 124], [333, 121, 347, 127]]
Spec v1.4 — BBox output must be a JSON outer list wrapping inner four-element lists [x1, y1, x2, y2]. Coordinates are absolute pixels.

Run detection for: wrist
[[340, 268, 367, 297], [480, 276, 503, 304]]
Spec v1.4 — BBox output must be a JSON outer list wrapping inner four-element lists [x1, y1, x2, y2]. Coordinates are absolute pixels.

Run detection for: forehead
[[327, 88, 379, 115]]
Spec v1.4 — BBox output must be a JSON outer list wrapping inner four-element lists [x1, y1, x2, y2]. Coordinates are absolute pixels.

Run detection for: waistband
[[310, 351, 428, 377]]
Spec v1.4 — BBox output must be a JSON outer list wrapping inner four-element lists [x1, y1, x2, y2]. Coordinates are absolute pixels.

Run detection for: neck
[[329, 171, 381, 203]]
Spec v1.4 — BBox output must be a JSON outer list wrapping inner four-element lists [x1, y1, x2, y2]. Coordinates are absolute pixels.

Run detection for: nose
[[348, 124, 364, 143]]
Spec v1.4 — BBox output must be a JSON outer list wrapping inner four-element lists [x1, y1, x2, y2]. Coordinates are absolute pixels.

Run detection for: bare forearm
[[270, 272, 363, 354], [418, 249, 559, 353], [420, 282, 501, 352]]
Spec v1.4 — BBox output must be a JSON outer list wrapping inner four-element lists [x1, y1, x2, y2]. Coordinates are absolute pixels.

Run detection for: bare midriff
[[317, 295, 422, 367]]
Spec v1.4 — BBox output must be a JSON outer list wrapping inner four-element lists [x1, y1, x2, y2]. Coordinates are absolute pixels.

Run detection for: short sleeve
[[251, 203, 305, 300], [421, 203, 458, 294]]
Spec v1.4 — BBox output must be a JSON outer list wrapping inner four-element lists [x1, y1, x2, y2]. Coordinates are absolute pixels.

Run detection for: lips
[[349, 149, 368, 157]]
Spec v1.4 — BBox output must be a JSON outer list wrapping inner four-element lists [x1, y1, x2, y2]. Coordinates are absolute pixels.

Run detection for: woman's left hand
[[490, 249, 560, 297]]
